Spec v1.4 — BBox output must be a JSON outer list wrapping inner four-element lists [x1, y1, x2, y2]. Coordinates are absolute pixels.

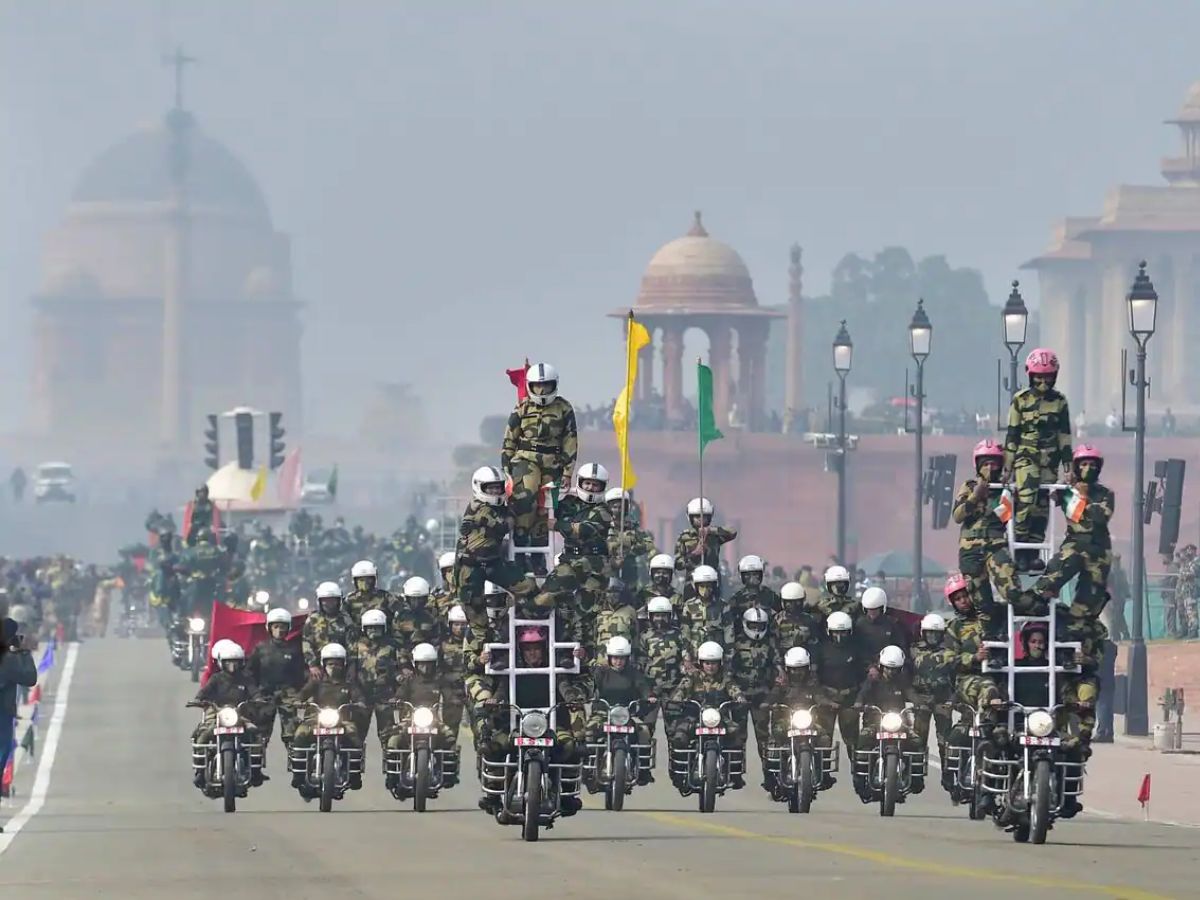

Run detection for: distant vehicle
[[33, 461, 76, 504], [300, 468, 334, 505]]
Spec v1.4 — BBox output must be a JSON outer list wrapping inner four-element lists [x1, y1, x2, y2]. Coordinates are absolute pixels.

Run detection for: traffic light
[[927, 453, 957, 530], [269, 412, 286, 470], [235, 411, 254, 469], [1156, 458, 1186, 556], [203, 414, 220, 470]]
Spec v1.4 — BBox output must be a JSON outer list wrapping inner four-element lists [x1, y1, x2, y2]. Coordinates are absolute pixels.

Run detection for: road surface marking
[[639, 811, 1174, 900], [0, 642, 79, 856]]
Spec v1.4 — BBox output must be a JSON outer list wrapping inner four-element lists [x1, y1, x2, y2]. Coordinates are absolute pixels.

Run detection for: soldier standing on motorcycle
[[247, 608, 306, 752], [953, 439, 1010, 633], [728, 556, 781, 621], [606, 488, 656, 588], [301, 582, 358, 677], [910, 613, 957, 785], [668, 641, 747, 790], [393, 576, 439, 659], [290, 643, 366, 791], [352, 609, 409, 751], [637, 554, 683, 623], [585, 636, 654, 786], [590, 577, 639, 653], [635, 596, 688, 744], [729, 606, 779, 790], [188, 640, 264, 787], [344, 559, 398, 625], [429, 551, 458, 622], [944, 574, 1003, 715], [852, 646, 926, 801], [773, 582, 824, 657], [856, 587, 911, 660], [679, 566, 730, 658], [813, 611, 866, 763], [816, 565, 856, 619], [437, 605, 471, 743], [674, 499, 737, 592]]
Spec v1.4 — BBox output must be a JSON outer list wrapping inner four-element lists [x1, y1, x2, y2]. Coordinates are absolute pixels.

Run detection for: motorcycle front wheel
[[414, 746, 430, 813], [606, 747, 627, 812], [221, 746, 237, 813], [881, 752, 898, 817], [699, 748, 718, 814], [319, 746, 336, 813], [522, 759, 542, 842], [1029, 758, 1052, 844], [793, 749, 814, 814], [190, 643, 203, 683]]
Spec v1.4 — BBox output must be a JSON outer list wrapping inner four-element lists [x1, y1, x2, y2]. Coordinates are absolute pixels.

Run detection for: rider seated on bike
[[385, 643, 458, 767], [188, 639, 264, 787], [585, 635, 654, 786], [290, 643, 367, 790], [766, 646, 836, 793], [668, 641, 747, 789], [852, 645, 927, 801]]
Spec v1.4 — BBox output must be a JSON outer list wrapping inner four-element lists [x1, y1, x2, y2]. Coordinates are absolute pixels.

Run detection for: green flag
[[697, 362, 723, 456]]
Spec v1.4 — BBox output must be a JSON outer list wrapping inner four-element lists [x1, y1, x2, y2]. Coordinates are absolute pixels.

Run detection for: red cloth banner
[[201, 601, 307, 686]]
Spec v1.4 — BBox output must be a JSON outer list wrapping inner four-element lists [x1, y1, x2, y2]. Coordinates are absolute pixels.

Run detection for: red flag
[[277, 448, 303, 508], [182, 501, 194, 541], [200, 601, 307, 686], [507, 359, 531, 402], [1138, 773, 1151, 806], [212, 504, 222, 535]]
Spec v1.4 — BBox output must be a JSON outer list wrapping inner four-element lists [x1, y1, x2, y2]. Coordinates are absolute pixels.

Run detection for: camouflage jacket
[[455, 499, 513, 563], [1057, 482, 1114, 552], [637, 584, 683, 613], [815, 589, 857, 621], [350, 636, 407, 702], [911, 638, 958, 702], [436, 632, 471, 684], [772, 608, 824, 656], [729, 633, 779, 696], [674, 526, 737, 574], [429, 586, 455, 623], [555, 494, 614, 556], [635, 627, 688, 696], [952, 479, 1009, 546], [669, 670, 746, 708], [591, 602, 639, 651], [946, 613, 988, 676], [501, 395, 579, 477], [344, 587, 398, 625], [182, 544, 225, 581], [678, 596, 732, 654], [390, 604, 439, 657], [301, 610, 359, 670], [1004, 387, 1072, 471], [608, 525, 655, 566], [728, 585, 780, 620]]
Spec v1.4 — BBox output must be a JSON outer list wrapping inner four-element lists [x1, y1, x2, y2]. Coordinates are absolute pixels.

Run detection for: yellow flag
[[250, 466, 267, 502], [613, 313, 651, 489]]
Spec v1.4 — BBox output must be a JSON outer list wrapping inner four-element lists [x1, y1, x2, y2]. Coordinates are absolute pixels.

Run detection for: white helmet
[[424, 517, 439, 534], [861, 586, 888, 611], [351, 559, 377, 580], [879, 645, 906, 669], [471, 465, 506, 506], [697, 641, 724, 662], [650, 553, 675, 571], [742, 606, 770, 638], [576, 462, 609, 504], [921, 613, 947, 633], [361, 608, 388, 629], [824, 565, 851, 586], [448, 604, 468, 624], [826, 611, 853, 633], [412, 642, 438, 664], [266, 607, 292, 626], [526, 362, 559, 406], [211, 638, 242, 661], [692, 564, 719, 585], [784, 647, 812, 669], [320, 643, 347, 662], [738, 555, 765, 574], [438, 551, 456, 570], [403, 576, 431, 599], [316, 581, 342, 601], [605, 635, 633, 658], [781, 582, 805, 602], [604, 487, 629, 504], [646, 596, 674, 615], [687, 497, 714, 518]]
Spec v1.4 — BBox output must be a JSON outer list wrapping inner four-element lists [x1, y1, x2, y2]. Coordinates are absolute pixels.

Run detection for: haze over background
[[4, 1, 1199, 443]]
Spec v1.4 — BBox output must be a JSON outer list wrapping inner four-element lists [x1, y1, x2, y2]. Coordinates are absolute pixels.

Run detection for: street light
[[908, 300, 932, 609], [833, 321, 853, 564], [1125, 261, 1158, 737], [1002, 280, 1029, 400]]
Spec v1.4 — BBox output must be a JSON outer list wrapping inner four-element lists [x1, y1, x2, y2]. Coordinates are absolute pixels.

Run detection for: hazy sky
[[3, 1, 1198, 443]]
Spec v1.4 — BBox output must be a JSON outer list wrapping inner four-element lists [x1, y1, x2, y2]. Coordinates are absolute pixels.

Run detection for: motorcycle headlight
[[188, 617, 206, 633], [609, 706, 631, 727], [254, 590, 270, 606], [790, 709, 813, 730], [297, 598, 310, 610], [317, 708, 340, 729], [1027, 709, 1055, 738], [880, 711, 904, 733], [216, 707, 239, 728], [701, 707, 722, 729], [520, 711, 549, 738], [412, 707, 434, 729]]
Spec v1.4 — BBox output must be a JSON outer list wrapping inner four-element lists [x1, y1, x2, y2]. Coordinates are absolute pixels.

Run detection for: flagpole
[[618, 312, 634, 547], [697, 357, 706, 558]]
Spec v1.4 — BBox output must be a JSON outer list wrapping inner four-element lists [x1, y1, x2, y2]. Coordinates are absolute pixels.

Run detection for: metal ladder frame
[[504, 482, 562, 577], [484, 609, 580, 733]]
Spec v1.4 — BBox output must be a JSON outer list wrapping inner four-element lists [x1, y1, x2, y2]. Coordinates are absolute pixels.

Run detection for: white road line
[[0, 642, 79, 854]]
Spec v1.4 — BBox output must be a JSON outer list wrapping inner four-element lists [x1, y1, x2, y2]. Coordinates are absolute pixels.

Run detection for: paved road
[[1, 637, 1196, 900]]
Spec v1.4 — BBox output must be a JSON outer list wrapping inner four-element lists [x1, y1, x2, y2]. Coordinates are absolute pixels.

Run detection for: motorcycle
[[853, 705, 927, 817], [479, 702, 583, 842], [943, 703, 997, 820], [289, 702, 366, 812], [188, 701, 264, 813], [384, 700, 460, 812], [583, 699, 653, 811], [116, 587, 150, 638], [669, 699, 745, 813], [980, 703, 1085, 844], [170, 613, 209, 681], [764, 704, 839, 813]]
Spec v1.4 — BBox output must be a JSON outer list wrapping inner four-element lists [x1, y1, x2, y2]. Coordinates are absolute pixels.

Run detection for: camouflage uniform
[[501, 395, 578, 552], [350, 634, 408, 748], [772, 606, 824, 658], [668, 670, 746, 752], [246, 636, 306, 747], [635, 624, 688, 736], [300, 609, 358, 670], [946, 608, 1000, 710], [910, 636, 957, 757], [674, 526, 737, 588], [532, 493, 614, 640], [452, 498, 537, 652], [728, 585, 781, 621], [728, 630, 779, 771], [435, 631, 471, 741], [344, 586, 399, 627], [1033, 481, 1115, 623], [608, 523, 656, 588], [952, 477, 1009, 628], [590, 598, 639, 654], [190, 670, 264, 744], [635, 585, 683, 626], [815, 587, 857, 621], [429, 576, 456, 624], [678, 595, 732, 657], [390, 602, 438, 662], [1004, 386, 1072, 548], [387, 671, 457, 750], [292, 676, 366, 752]]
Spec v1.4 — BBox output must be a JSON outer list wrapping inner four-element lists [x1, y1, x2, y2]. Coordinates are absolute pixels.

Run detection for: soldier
[[1003, 348, 1073, 571], [591, 577, 638, 653], [606, 488, 656, 588], [812, 611, 865, 762], [150, 531, 182, 626], [943, 574, 1002, 713], [910, 613, 956, 784], [501, 362, 578, 574], [816, 564, 856, 619], [678, 565, 730, 656], [851, 646, 926, 801], [584, 636, 655, 787], [765, 647, 836, 795], [531, 463, 615, 642], [773, 581, 824, 657], [674, 498, 737, 590], [187, 485, 215, 545], [344, 559, 398, 624], [429, 551, 458, 622], [668, 641, 747, 790], [855, 587, 911, 660], [290, 643, 366, 791], [181, 528, 226, 613], [729, 606, 779, 789], [392, 575, 439, 660], [954, 438, 1011, 634], [437, 605, 471, 743], [637, 554, 682, 624], [247, 608, 306, 752], [728, 555, 781, 621], [385, 643, 458, 789], [635, 596, 688, 742], [187, 640, 264, 788], [300, 581, 358, 676], [452, 466, 538, 652], [352, 608, 408, 750]]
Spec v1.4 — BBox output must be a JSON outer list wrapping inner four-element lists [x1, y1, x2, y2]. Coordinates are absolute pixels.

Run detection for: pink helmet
[[972, 439, 1004, 466], [517, 626, 546, 644], [943, 572, 970, 600], [1073, 444, 1103, 465], [1025, 348, 1060, 376]]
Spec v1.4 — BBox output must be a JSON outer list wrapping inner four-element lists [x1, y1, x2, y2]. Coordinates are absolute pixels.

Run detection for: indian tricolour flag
[[1064, 489, 1088, 523], [993, 489, 1014, 524]]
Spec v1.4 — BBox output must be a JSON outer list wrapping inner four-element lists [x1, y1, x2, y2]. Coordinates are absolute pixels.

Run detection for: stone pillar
[[737, 325, 752, 426], [1172, 253, 1195, 404], [748, 321, 769, 431], [638, 330, 655, 402], [662, 322, 685, 425], [708, 321, 733, 427], [1097, 259, 1131, 420], [784, 244, 804, 417]]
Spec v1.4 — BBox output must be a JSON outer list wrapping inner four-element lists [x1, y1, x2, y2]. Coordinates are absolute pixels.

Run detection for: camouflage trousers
[[584, 711, 652, 746], [1033, 542, 1112, 613], [1013, 461, 1056, 544], [1062, 675, 1100, 745], [731, 692, 772, 763], [956, 674, 1001, 711], [257, 687, 302, 747], [815, 689, 860, 764], [454, 557, 537, 653], [986, 549, 1054, 626], [292, 720, 362, 750], [912, 701, 954, 753], [960, 540, 1007, 631], [508, 454, 563, 547], [532, 554, 609, 644], [642, 697, 686, 743]]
